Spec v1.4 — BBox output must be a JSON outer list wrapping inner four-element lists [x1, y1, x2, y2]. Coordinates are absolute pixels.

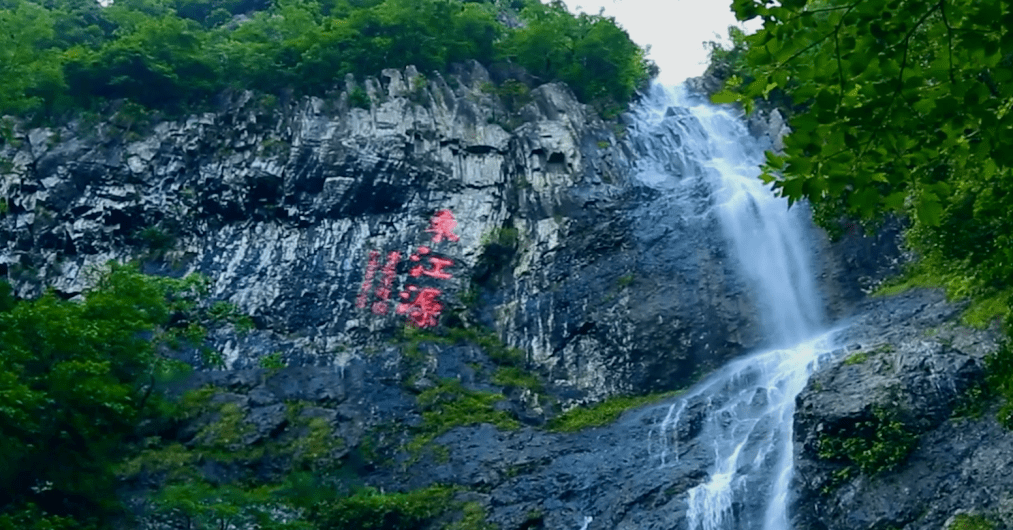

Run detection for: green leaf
[[765, 151, 786, 170], [711, 90, 740, 105], [883, 191, 907, 210], [916, 192, 943, 226]]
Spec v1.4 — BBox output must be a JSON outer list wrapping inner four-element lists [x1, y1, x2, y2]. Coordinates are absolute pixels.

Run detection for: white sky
[[565, 0, 761, 84]]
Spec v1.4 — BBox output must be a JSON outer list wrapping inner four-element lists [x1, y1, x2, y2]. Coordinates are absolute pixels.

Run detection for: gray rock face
[[792, 288, 1013, 530], [0, 62, 881, 404], [2, 58, 959, 530], [374, 394, 715, 530]]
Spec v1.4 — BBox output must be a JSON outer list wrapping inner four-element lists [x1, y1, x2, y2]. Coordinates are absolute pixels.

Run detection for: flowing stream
[[632, 83, 846, 530]]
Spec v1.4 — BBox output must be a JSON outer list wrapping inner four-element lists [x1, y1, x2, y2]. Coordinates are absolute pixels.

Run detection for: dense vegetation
[[0, 0, 656, 127], [0, 267, 504, 529], [708, 0, 1012, 419], [0, 264, 208, 528]]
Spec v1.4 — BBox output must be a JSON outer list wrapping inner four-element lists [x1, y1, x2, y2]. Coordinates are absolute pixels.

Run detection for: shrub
[[817, 406, 918, 475], [312, 485, 453, 530], [349, 87, 371, 110], [0, 263, 207, 524], [986, 341, 1013, 429]]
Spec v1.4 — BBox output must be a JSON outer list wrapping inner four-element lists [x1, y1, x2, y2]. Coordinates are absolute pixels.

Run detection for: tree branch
[[771, 1, 862, 71], [854, 3, 942, 168]]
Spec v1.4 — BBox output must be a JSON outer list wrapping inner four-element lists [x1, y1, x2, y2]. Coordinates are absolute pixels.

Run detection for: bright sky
[[566, 0, 761, 85]]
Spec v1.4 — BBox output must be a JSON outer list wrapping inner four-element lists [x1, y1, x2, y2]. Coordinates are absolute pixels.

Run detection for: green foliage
[[399, 324, 526, 367], [482, 78, 532, 113], [0, 199, 8, 216], [952, 379, 992, 420], [136, 225, 175, 254], [0, 502, 91, 530], [480, 227, 519, 249], [311, 485, 453, 530], [870, 260, 1012, 332], [617, 272, 634, 289], [206, 300, 255, 332], [951, 513, 995, 530], [0, 0, 66, 117], [704, 25, 751, 87], [1, 0, 653, 121], [408, 74, 429, 105], [348, 87, 372, 110], [0, 263, 207, 524], [152, 479, 314, 530], [260, 351, 287, 371], [410, 378, 519, 452], [722, 0, 1013, 338], [842, 352, 868, 365], [64, 13, 220, 110], [502, 0, 656, 115], [492, 366, 542, 392], [817, 406, 919, 475], [985, 341, 1013, 429], [547, 390, 681, 432], [444, 501, 496, 530]]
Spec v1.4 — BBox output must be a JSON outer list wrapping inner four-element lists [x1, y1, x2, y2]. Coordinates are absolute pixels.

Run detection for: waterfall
[[631, 82, 844, 530]]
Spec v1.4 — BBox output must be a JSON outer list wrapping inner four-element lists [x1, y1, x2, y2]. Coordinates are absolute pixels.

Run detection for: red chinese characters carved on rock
[[396, 286, 444, 328], [426, 209, 460, 243], [357, 210, 461, 328], [372, 251, 401, 315], [409, 246, 453, 280], [355, 250, 381, 309]]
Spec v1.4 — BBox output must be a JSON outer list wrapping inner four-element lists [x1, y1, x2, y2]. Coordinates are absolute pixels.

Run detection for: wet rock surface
[[792, 288, 1013, 530], [1, 64, 901, 404], [1, 60, 996, 530]]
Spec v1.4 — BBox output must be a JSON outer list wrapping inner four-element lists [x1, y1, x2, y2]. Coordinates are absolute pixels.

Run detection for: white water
[[633, 83, 843, 530]]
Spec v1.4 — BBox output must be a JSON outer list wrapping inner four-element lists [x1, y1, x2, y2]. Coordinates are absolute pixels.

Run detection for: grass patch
[[480, 227, 520, 249], [961, 292, 1011, 330], [258, 351, 286, 371], [399, 325, 526, 367], [843, 352, 869, 365], [872, 262, 1012, 332], [444, 501, 496, 530], [547, 390, 682, 433], [951, 513, 995, 530], [409, 379, 519, 453], [617, 272, 634, 289], [817, 406, 918, 476], [137, 225, 176, 255], [492, 366, 543, 393], [871, 266, 940, 298]]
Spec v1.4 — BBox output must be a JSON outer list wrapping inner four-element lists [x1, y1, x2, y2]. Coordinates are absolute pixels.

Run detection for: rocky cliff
[[2, 61, 767, 402], [790, 289, 1013, 530], [0, 61, 884, 406], [0, 60, 957, 529]]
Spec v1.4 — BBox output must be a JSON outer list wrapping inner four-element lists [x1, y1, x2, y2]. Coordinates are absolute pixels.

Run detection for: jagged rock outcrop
[[0, 61, 799, 404], [1, 57, 949, 529], [792, 288, 1013, 530]]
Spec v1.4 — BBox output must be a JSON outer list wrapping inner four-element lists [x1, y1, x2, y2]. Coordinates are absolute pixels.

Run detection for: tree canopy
[[0, 0, 657, 121], [712, 0, 1012, 331], [0, 264, 214, 527]]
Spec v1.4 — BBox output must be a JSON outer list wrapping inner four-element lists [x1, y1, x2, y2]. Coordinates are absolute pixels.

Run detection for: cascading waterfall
[[632, 82, 845, 530]]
